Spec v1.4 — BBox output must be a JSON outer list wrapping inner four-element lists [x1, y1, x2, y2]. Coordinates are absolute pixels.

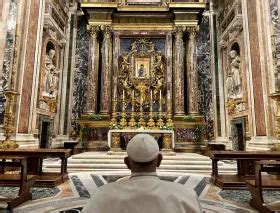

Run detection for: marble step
[[67, 159, 217, 165], [71, 153, 212, 160], [43, 152, 237, 174], [46, 163, 235, 170]]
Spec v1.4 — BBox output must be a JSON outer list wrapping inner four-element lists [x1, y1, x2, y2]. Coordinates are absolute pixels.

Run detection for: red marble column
[[85, 25, 100, 114], [187, 26, 199, 115], [100, 25, 112, 114], [173, 26, 185, 115]]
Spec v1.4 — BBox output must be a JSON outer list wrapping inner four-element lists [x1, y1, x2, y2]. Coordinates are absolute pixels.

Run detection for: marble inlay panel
[[72, 17, 89, 132], [18, 0, 40, 133], [0, 0, 17, 124], [197, 15, 213, 140], [270, 0, 280, 90]]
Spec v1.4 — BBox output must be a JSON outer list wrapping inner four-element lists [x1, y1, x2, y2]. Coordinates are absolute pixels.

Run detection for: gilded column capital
[[101, 25, 112, 38], [173, 26, 185, 38], [88, 25, 100, 38], [186, 26, 199, 37]]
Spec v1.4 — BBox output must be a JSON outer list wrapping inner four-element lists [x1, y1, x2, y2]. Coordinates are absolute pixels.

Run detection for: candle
[[150, 90, 153, 109], [114, 89, 117, 100], [132, 90, 134, 101], [122, 90, 125, 100], [167, 91, 170, 100], [160, 90, 162, 100]]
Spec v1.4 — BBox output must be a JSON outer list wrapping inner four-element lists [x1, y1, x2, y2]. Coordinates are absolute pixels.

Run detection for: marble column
[[112, 32, 120, 101], [85, 25, 100, 114], [166, 31, 173, 112], [187, 26, 199, 115], [100, 25, 112, 114], [173, 26, 185, 115]]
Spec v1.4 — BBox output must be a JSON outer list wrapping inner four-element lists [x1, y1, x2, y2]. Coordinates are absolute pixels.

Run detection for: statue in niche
[[226, 50, 242, 99], [230, 50, 242, 98], [226, 72, 234, 99], [45, 48, 60, 96]]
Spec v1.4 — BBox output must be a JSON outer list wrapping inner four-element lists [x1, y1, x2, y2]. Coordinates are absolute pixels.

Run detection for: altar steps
[[43, 152, 237, 175]]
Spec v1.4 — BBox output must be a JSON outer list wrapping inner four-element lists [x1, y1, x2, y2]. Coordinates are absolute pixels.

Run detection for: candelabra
[[138, 102, 146, 128], [110, 99, 118, 128], [119, 97, 127, 128], [147, 90, 155, 128], [0, 90, 19, 149], [128, 94, 137, 128], [156, 92, 164, 128], [166, 98, 173, 128]]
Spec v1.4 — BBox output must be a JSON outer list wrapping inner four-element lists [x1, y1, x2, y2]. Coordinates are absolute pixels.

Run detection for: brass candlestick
[[147, 90, 155, 128], [166, 98, 173, 128], [157, 92, 164, 128], [128, 92, 137, 128], [138, 102, 146, 128], [119, 98, 127, 128], [110, 99, 118, 128], [0, 90, 20, 149]]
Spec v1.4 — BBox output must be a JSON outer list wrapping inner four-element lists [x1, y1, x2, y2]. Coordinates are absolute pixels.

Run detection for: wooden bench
[[210, 151, 280, 189], [0, 156, 37, 209], [0, 149, 71, 186], [246, 161, 280, 213]]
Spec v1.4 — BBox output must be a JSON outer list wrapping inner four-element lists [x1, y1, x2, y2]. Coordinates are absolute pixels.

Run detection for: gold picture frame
[[135, 58, 150, 78]]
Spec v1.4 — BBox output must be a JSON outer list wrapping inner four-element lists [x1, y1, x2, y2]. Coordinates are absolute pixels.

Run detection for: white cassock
[[82, 172, 203, 213]]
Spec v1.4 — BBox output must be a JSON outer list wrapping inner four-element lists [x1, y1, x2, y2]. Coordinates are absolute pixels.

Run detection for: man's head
[[124, 134, 162, 173], [48, 49, 56, 58], [229, 50, 237, 59]]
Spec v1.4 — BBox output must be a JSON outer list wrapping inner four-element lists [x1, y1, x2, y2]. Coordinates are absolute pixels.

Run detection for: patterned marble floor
[[0, 172, 270, 213]]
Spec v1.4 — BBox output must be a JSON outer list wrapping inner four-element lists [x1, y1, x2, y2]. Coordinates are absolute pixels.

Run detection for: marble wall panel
[[270, 0, 280, 90], [18, 0, 40, 133], [247, 0, 266, 136], [197, 15, 213, 139], [0, 0, 17, 124], [72, 16, 89, 132]]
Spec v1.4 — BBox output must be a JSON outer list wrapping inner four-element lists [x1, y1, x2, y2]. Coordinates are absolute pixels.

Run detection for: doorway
[[39, 117, 53, 148], [231, 118, 246, 151]]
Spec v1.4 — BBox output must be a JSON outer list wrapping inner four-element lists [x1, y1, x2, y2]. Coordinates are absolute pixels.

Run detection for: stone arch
[[230, 42, 240, 55]]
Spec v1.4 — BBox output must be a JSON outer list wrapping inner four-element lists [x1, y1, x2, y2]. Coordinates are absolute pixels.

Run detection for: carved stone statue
[[45, 49, 60, 96], [226, 50, 242, 99], [230, 50, 242, 96]]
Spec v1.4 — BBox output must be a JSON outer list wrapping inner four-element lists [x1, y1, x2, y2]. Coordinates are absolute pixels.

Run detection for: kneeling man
[[83, 134, 202, 213]]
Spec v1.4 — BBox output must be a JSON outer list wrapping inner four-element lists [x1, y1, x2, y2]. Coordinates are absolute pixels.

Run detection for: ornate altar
[[111, 39, 172, 130], [76, 1, 207, 153]]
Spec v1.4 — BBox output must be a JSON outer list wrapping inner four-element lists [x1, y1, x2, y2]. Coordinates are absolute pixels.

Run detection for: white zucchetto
[[127, 134, 159, 162]]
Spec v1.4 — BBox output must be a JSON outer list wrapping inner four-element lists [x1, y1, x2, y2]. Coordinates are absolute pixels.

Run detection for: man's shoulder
[[94, 180, 128, 193], [160, 180, 196, 193]]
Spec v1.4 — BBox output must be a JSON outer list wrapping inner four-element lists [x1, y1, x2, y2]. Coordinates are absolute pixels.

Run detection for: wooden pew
[[210, 151, 280, 189], [0, 156, 37, 209], [246, 160, 280, 213], [0, 149, 71, 186]]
